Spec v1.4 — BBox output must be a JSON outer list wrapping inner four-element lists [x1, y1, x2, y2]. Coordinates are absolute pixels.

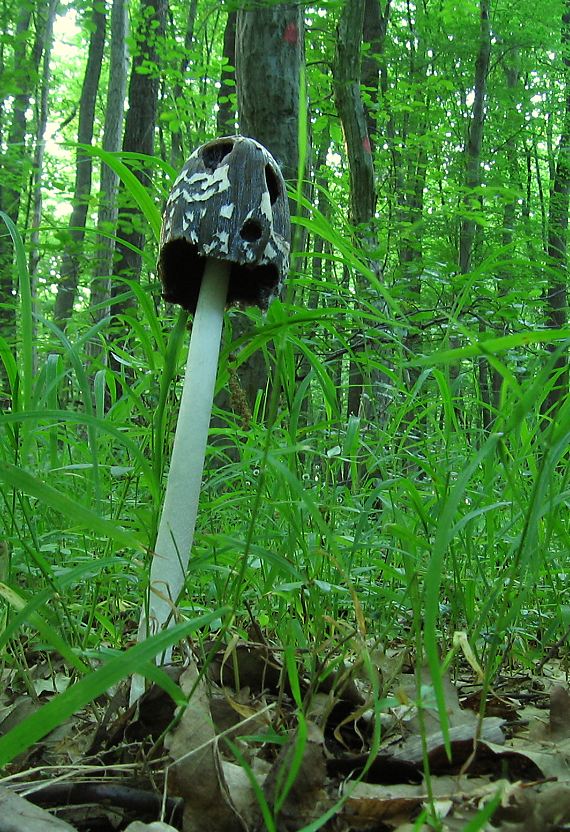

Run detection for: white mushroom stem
[[134, 258, 230, 680]]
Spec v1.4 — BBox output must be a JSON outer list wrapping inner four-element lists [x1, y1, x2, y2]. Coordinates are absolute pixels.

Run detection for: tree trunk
[[0, 2, 43, 341], [333, 0, 384, 420], [456, 0, 491, 432], [89, 0, 129, 336], [542, 0, 570, 417], [394, 3, 429, 459], [236, 4, 302, 183], [111, 0, 167, 319], [232, 3, 303, 410], [28, 0, 58, 363], [362, 0, 389, 153], [170, 0, 198, 169], [491, 54, 521, 414], [398, 0, 428, 289], [458, 0, 491, 275], [216, 10, 237, 136], [53, 2, 106, 329], [333, 0, 375, 228]]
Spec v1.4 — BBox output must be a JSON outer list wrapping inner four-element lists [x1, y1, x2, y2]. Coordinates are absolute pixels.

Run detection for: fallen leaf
[[392, 717, 506, 772], [0, 785, 77, 831], [493, 781, 570, 831], [210, 641, 283, 693], [260, 720, 328, 831], [165, 663, 247, 832]]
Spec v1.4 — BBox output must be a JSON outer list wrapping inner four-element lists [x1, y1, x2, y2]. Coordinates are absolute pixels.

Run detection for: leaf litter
[[0, 633, 569, 832]]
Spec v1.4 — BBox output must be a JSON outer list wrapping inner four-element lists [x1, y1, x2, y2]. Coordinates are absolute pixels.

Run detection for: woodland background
[[0, 0, 569, 822]]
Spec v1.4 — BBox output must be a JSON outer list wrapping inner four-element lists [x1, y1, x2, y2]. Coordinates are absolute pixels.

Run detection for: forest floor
[[0, 636, 569, 832]]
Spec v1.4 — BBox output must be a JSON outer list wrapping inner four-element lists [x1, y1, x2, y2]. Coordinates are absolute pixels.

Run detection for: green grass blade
[[461, 789, 503, 830], [0, 409, 158, 501], [0, 583, 89, 674], [39, 315, 106, 502], [423, 432, 501, 757], [75, 143, 162, 240], [153, 307, 189, 486], [0, 461, 146, 551], [0, 608, 229, 769], [0, 335, 17, 393], [0, 558, 118, 653], [0, 211, 33, 416], [413, 329, 570, 366]]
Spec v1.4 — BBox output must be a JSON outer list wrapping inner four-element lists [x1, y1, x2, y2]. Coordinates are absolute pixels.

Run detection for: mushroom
[[135, 136, 290, 671]]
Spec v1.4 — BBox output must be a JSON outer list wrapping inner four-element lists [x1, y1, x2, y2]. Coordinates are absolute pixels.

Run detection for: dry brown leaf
[[210, 641, 283, 693], [224, 687, 266, 721], [165, 663, 247, 832], [339, 770, 509, 829], [0, 785, 77, 831], [494, 781, 570, 831], [222, 758, 272, 828], [493, 734, 570, 781], [209, 688, 272, 747], [0, 696, 41, 738], [259, 721, 328, 831], [316, 659, 367, 708], [392, 717, 506, 771], [393, 670, 479, 739], [342, 789, 420, 828]]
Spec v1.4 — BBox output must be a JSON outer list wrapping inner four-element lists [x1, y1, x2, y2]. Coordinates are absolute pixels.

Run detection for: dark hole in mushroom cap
[[201, 140, 234, 173], [240, 219, 263, 242], [159, 239, 280, 312], [264, 164, 281, 204]]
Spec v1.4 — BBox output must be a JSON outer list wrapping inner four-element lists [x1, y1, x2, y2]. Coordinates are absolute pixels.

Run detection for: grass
[[0, 168, 569, 829]]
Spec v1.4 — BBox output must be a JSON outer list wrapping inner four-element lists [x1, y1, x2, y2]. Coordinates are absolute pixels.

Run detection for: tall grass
[[0, 157, 568, 832]]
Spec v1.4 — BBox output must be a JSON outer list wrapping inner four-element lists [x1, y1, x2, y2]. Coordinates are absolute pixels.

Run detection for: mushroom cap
[[158, 136, 291, 313]]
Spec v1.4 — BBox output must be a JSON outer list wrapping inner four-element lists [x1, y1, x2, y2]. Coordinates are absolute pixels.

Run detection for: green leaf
[[412, 330, 570, 366], [74, 144, 162, 240], [0, 609, 229, 769], [0, 211, 33, 416], [0, 462, 146, 551], [0, 583, 89, 674]]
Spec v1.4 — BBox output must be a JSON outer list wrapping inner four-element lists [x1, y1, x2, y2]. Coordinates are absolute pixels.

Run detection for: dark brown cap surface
[[159, 136, 291, 313]]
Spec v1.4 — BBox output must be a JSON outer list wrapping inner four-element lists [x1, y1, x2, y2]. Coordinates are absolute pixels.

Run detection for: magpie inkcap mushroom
[[132, 138, 290, 700], [158, 135, 290, 313]]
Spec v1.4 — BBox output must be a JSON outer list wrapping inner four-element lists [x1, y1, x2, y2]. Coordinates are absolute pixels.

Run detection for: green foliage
[[0, 609, 228, 768], [0, 5, 568, 829]]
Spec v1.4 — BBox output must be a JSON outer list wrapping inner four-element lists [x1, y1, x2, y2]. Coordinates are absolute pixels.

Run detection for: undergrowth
[[0, 159, 569, 830]]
